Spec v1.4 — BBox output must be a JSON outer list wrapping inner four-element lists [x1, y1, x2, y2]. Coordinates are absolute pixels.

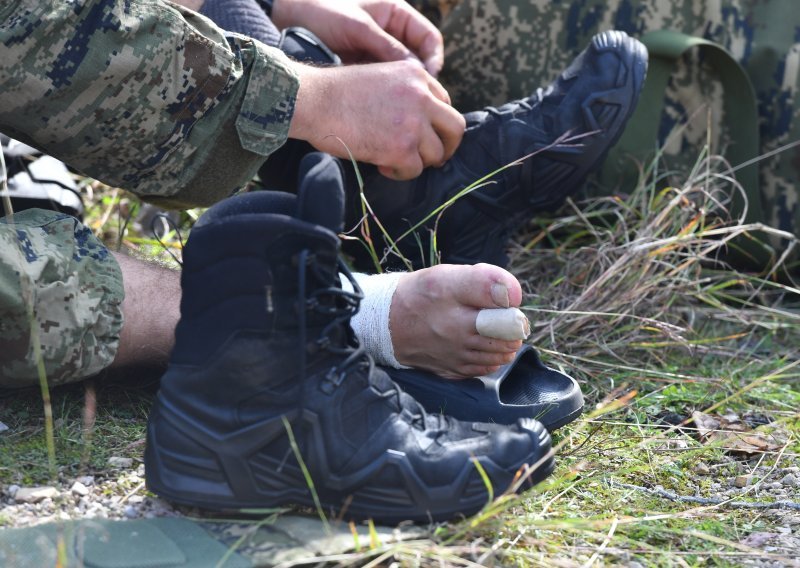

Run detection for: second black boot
[[145, 153, 554, 523], [342, 30, 648, 270]]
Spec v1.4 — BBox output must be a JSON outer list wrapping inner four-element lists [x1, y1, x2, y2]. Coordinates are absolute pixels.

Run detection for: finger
[[425, 73, 451, 105], [353, 17, 413, 64], [428, 98, 465, 163], [377, 150, 424, 180], [380, 2, 445, 76], [417, 122, 446, 169]]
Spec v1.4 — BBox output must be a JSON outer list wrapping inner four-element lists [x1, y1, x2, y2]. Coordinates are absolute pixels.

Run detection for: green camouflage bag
[[413, 0, 800, 269]]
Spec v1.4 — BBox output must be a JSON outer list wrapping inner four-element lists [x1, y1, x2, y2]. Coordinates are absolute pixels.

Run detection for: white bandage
[[340, 272, 409, 369], [476, 308, 530, 340]]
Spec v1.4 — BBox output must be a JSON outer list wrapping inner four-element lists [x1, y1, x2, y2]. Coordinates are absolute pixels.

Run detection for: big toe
[[446, 263, 523, 309]]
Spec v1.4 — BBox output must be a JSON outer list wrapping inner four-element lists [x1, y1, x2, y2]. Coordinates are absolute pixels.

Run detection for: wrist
[[287, 63, 330, 143]]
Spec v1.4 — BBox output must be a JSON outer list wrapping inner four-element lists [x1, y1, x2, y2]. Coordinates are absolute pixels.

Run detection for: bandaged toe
[[476, 307, 530, 340]]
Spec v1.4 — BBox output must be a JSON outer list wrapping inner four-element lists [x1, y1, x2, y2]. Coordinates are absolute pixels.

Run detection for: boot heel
[[145, 401, 238, 509]]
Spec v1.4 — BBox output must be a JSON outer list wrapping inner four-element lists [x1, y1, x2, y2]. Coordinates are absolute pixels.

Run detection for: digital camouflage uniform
[[4, 0, 798, 386], [413, 0, 800, 245], [0, 0, 298, 386]]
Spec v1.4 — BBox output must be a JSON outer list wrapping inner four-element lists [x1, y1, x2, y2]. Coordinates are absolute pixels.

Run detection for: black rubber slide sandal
[[386, 345, 584, 431]]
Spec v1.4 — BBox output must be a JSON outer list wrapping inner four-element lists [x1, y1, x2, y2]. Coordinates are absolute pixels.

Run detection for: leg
[[110, 253, 180, 374], [196, 0, 282, 47], [144, 173, 554, 522], [0, 210, 123, 387], [343, 31, 648, 269]]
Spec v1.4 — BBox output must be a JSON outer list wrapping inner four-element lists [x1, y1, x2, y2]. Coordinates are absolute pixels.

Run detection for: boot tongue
[[296, 152, 345, 233]]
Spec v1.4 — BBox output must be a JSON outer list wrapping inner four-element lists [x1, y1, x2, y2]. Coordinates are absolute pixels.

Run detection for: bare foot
[[390, 263, 524, 379]]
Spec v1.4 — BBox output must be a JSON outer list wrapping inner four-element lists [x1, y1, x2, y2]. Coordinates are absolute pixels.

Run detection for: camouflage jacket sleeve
[[0, 0, 299, 208]]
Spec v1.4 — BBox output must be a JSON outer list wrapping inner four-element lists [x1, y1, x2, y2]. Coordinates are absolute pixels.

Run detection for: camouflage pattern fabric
[[0, 0, 299, 209], [412, 0, 800, 243], [0, 0, 302, 385], [0, 209, 123, 387]]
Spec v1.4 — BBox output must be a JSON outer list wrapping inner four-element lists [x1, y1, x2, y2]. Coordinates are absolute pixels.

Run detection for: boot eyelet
[[320, 366, 346, 394]]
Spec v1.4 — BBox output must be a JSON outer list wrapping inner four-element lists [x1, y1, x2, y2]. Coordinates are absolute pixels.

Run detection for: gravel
[[0, 453, 797, 566], [1, 459, 178, 529]]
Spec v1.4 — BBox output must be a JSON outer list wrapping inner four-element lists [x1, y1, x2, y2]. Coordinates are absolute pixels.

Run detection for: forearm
[[0, 0, 299, 208]]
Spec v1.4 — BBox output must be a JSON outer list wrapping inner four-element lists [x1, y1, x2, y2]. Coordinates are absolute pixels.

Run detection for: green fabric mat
[[0, 514, 422, 567]]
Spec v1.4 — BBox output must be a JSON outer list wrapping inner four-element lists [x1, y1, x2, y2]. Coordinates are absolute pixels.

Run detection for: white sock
[[340, 272, 409, 369]]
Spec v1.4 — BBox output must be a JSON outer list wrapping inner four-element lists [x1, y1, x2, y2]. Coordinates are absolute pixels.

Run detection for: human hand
[[288, 61, 465, 179], [389, 264, 525, 379], [272, 0, 444, 76]]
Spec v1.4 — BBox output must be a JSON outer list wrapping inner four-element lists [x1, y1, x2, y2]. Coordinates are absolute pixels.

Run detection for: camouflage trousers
[[0, 209, 123, 387], [4, 0, 798, 388], [413, 0, 800, 244]]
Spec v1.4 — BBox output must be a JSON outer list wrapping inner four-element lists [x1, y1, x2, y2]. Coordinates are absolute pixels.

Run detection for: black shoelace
[[296, 251, 435, 430]]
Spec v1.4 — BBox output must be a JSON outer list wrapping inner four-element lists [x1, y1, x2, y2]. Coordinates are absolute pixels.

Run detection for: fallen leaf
[[690, 412, 787, 456], [739, 532, 778, 548]]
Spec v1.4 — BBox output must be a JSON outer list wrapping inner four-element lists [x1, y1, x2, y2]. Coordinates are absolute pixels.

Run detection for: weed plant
[[1, 145, 798, 565]]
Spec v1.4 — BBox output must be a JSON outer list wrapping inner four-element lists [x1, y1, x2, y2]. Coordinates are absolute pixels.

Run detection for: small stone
[[107, 457, 134, 468], [694, 463, 711, 475], [70, 481, 89, 497], [76, 476, 95, 487], [128, 495, 144, 504], [124, 505, 138, 519], [779, 474, 797, 487], [0, 421, 9, 434], [7, 484, 20, 498], [733, 475, 751, 488], [14, 486, 58, 504]]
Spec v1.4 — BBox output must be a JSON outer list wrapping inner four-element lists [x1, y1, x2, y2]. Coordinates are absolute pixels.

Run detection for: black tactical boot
[[145, 153, 554, 523], [341, 30, 648, 269]]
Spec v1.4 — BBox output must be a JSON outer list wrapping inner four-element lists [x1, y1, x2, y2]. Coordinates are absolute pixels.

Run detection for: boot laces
[[297, 250, 387, 395], [484, 87, 545, 118], [297, 252, 438, 431]]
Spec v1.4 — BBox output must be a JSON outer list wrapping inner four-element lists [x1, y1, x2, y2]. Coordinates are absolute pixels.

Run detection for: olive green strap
[[610, 29, 763, 224], [0, 518, 251, 568]]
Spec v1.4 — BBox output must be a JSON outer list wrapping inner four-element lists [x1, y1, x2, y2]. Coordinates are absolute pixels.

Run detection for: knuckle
[[393, 132, 419, 155]]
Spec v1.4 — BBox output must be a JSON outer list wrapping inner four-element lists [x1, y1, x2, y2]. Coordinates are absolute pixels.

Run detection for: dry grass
[[510, 155, 799, 384], [2, 147, 799, 566]]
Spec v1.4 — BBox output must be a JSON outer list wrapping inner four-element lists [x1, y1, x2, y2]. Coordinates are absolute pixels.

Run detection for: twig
[[609, 480, 800, 510], [583, 516, 618, 568]]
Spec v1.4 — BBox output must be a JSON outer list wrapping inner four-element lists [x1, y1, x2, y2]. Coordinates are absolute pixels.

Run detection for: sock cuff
[[200, 0, 281, 47], [341, 272, 409, 369]]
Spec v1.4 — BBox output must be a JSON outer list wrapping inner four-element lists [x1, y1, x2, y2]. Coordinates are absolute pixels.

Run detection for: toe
[[449, 263, 523, 308]]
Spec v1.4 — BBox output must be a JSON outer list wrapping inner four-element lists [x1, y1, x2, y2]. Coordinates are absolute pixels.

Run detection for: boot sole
[[145, 395, 555, 524]]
